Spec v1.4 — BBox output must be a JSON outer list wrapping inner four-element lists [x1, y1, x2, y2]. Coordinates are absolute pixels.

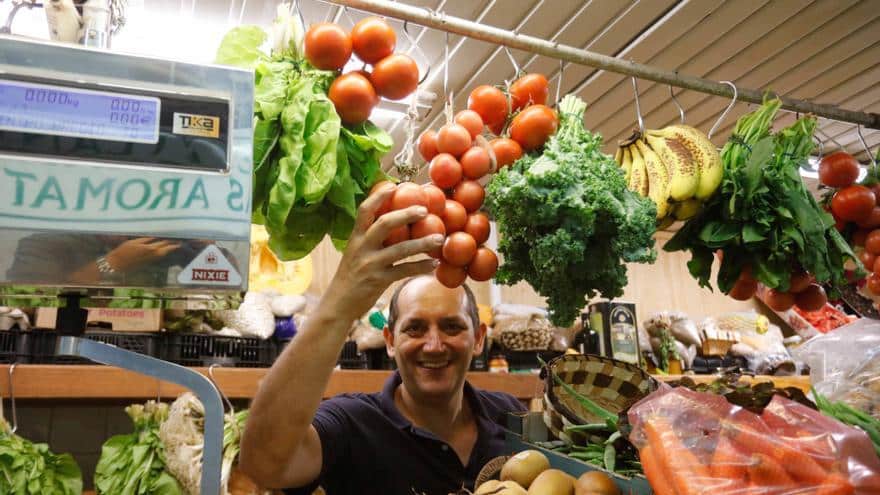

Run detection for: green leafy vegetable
[[215, 19, 392, 261], [487, 95, 657, 326], [94, 401, 184, 495], [0, 417, 82, 495], [665, 99, 862, 295]]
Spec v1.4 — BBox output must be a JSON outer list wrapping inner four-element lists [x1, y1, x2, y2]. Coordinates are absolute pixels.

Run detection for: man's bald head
[[386, 275, 480, 333]]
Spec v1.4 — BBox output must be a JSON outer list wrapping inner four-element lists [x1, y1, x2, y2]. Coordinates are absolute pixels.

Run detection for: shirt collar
[[378, 371, 489, 430]]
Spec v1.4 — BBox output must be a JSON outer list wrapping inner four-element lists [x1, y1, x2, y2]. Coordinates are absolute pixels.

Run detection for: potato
[[527, 469, 575, 495], [500, 450, 551, 488], [574, 471, 620, 495], [475, 480, 527, 495]]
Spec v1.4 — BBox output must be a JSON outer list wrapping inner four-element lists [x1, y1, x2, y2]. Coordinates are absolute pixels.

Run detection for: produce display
[[95, 402, 184, 495], [487, 95, 657, 326], [665, 99, 860, 309], [0, 414, 81, 495], [615, 124, 722, 225], [215, 12, 396, 261], [474, 449, 621, 495]]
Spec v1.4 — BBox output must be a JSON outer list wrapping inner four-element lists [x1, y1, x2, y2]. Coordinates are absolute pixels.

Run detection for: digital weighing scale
[[0, 31, 255, 494]]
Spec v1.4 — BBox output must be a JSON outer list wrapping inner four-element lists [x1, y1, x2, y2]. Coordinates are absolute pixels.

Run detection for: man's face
[[384, 277, 486, 403]]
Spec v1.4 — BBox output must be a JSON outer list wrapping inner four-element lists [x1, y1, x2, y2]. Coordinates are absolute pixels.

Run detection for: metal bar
[[324, 0, 880, 129], [57, 337, 224, 495]]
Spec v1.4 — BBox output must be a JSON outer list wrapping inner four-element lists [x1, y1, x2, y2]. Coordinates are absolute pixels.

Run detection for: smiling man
[[239, 184, 524, 495]]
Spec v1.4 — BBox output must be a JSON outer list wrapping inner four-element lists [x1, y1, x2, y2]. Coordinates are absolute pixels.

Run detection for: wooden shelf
[[0, 365, 811, 400]]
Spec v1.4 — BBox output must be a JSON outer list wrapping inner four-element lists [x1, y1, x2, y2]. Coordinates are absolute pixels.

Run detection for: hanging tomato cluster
[[820, 151, 880, 295], [463, 73, 558, 155], [304, 17, 419, 124]]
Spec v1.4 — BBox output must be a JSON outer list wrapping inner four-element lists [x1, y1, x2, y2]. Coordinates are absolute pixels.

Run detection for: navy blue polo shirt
[[284, 371, 526, 495]]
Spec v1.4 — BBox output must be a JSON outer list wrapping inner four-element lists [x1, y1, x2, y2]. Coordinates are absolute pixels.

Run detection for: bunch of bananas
[[615, 125, 722, 226]]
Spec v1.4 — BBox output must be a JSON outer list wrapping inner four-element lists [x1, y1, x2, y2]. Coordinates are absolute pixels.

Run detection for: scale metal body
[[0, 34, 256, 494]]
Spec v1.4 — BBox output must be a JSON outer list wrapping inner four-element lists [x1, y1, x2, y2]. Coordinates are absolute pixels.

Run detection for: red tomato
[[857, 206, 880, 229], [464, 212, 491, 245], [818, 151, 860, 188], [509, 104, 558, 151], [871, 184, 880, 205], [442, 200, 468, 233], [418, 130, 439, 162], [490, 138, 523, 169], [468, 247, 499, 282], [460, 147, 491, 180], [371, 54, 419, 101], [454, 110, 484, 139], [452, 180, 485, 213], [853, 229, 870, 247], [370, 180, 395, 216], [832, 185, 875, 223], [764, 288, 795, 312], [422, 184, 446, 217], [350, 17, 396, 64], [468, 85, 508, 127], [860, 250, 878, 270], [410, 214, 445, 258], [868, 273, 880, 295], [835, 215, 847, 232], [874, 255, 880, 275], [383, 225, 409, 247], [304, 23, 352, 71], [390, 182, 427, 211], [866, 230, 880, 255], [436, 124, 472, 158], [739, 265, 755, 282], [510, 73, 549, 111], [795, 284, 827, 312], [329, 72, 377, 125], [728, 278, 757, 301], [442, 231, 477, 267], [435, 261, 467, 288], [429, 153, 463, 189], [789, 271, 814, 293], [489, 120, 505, 137]]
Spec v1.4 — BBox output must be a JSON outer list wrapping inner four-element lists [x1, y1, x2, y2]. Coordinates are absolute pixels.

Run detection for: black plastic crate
[[30, 329, 160, 364], [0, 330, 32, 364], [364, 348, 395, 370], [163, 332, 276, 368], [503, 349, 565, 371]]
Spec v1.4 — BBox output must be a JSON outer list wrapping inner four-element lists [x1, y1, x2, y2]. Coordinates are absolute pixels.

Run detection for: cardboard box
[[35, 307, 163, 332]]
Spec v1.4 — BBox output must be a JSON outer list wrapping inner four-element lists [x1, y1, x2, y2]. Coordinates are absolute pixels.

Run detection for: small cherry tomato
[[436, 124, 472, 158], [795, 284, 827, 312], [383, 225, 409, 247], [460, 146, 491, 180], [410, 214, 445, 258], [442, 200, 468, 233], [418, 130, 439, 162], [463, 212, 491, 245], [452, 180, 485, 213], [442, 231, 477, 267], [422, 184, 446, 217], [454, 110, 484, 139], [467, 247, 498, 282], [764, 288, 795, 312], [435, 260, 467, 288]]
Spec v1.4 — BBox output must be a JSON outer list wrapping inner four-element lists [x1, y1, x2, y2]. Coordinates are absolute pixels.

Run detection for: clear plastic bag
[[701, 312, 797, 374], [628, 386, 880, 495], [493, 314, 553, 351], [793, 318, 880, 420]]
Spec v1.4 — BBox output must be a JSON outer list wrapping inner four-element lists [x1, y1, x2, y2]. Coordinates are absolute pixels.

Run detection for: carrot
[[815, 473, 855, 495], [729, 419, 830, 484], [639, 445, 679, 495], [746, 453, 796, 493], [711, 435, 749, 481], [643, 416, 715, 495]]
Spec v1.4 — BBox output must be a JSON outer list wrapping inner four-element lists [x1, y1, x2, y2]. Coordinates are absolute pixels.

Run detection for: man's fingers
[[374, 234, 444, 267], [354, 183, 396, 234], [386, 258, 438, 283], [363, 206, 428, 246], [157, 243, 182, 256]]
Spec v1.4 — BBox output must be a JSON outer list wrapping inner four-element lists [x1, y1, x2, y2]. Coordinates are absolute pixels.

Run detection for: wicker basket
[[475, 456, 509, 487], [541, 354, 657, 445]]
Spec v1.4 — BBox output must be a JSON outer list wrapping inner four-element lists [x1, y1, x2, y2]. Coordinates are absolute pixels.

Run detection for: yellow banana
[[644, 134, 699, 201], [627, 143, 649, 197], [650, 125, 722, 199], [618, 146, 633, 182], [634, 140, 670, 219]]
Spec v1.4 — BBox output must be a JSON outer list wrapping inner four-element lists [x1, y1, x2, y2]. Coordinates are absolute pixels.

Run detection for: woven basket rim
[[542, 354, 658, 427]]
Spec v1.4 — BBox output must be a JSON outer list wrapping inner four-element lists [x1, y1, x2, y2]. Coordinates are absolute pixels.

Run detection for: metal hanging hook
[[857, 125, 877, 168], [401, 20, 431, 85], [631, 77, 645, 134], [503, 46, 521, 78], [670, 85, 685, 124], [7, 363, 17, 434], [813, 135, 824, 157], [207, 364, 234, 415], [708, 81, 738, 140], [442, 27, 453, 123], [555, 60, 565, 107]]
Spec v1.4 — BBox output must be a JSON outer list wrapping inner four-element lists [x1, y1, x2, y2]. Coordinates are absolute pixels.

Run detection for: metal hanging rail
[[323, 0, 880, 130]]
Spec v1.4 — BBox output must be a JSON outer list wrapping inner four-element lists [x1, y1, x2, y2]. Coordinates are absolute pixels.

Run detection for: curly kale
[[486, 95, 657, 326]]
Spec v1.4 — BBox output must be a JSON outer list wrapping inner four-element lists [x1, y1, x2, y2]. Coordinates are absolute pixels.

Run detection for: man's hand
[[324, 183, 444, 322], [105, 237, 181, 272]]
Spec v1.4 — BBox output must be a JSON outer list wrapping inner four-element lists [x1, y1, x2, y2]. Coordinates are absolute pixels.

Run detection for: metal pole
[[324, 0, 880, 130]]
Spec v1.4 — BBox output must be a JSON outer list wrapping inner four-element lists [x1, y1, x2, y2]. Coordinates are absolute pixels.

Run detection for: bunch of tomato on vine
[[304, 17, 420, 124], [820, 150, 880, 295]]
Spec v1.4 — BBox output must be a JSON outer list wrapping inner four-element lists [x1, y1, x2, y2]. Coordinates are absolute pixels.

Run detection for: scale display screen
[[0, 79, 160, 144]]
